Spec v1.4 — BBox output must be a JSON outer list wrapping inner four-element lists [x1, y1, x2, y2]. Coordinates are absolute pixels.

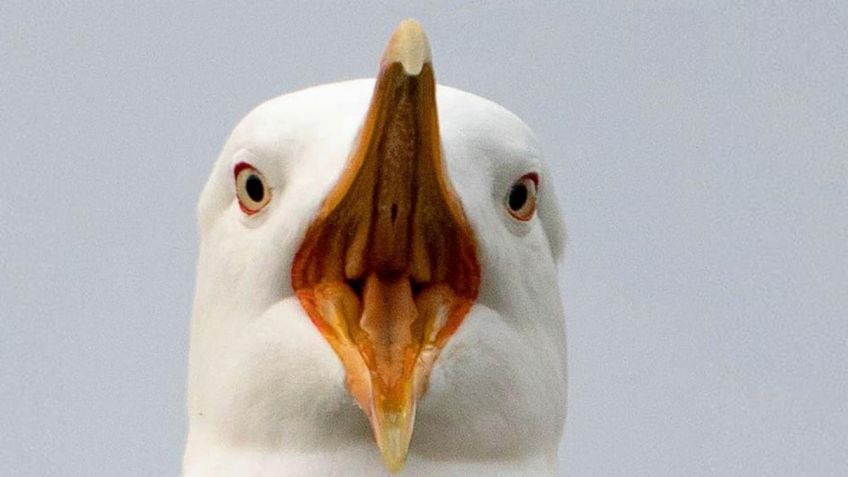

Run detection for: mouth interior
[[290, 62, 480, 471]]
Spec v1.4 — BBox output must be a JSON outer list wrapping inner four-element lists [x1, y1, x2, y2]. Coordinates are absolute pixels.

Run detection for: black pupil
[[245, 175, 264, 202], [508, 183, 528, 211]]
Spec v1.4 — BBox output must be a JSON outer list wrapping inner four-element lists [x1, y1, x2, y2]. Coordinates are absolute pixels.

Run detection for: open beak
[[291, 20, 480, 473]]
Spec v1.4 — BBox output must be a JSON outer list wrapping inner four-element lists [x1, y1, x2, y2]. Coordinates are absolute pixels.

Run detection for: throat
[[182, 436, 558, 477]]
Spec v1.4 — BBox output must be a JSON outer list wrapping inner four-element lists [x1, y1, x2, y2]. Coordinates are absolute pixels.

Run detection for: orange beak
[[291, 20, 480, 473]]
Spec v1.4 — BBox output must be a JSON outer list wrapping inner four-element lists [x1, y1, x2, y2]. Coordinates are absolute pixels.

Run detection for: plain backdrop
[[2, 2, 846, 476]]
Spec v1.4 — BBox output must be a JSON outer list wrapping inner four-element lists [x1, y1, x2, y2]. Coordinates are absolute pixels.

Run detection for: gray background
[[2, 2, 846, 476]]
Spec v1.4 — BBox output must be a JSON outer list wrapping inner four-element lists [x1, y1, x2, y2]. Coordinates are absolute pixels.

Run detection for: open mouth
[[291, 20, 480, 473]]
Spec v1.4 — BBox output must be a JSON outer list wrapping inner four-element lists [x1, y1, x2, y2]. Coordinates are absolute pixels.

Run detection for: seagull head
[[186, 20, 566, 475]]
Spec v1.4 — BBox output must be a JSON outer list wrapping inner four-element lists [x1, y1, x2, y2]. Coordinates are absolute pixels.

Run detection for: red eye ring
[[234, 162, 271, 215], [506, 173, 539, 221]]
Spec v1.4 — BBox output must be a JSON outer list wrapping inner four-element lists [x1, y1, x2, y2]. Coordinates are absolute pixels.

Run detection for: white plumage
[[183, 20, 567, 477]]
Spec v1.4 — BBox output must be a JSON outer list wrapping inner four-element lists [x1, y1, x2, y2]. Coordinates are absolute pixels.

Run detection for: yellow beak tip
[[383, 18, 432, 75], [381, 451, 408, 474], [375, 411, 413, 473]]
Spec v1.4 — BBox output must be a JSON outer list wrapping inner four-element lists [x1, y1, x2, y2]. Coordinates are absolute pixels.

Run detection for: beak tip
[[381, 451, 408, 474], [374, 409, 414, 473], [383, 18, 432, 76]]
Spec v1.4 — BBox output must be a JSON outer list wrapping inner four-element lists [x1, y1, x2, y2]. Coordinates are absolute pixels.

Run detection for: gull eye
[[506, 173, 538, 221], [235, 163, 271, 215]]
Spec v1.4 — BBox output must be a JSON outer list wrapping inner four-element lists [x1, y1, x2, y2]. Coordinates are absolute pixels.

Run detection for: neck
[[183, 433, 558, 477]]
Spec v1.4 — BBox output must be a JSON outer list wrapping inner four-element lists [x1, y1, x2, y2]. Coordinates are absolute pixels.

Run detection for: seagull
[[183, 19, 567, 477]]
